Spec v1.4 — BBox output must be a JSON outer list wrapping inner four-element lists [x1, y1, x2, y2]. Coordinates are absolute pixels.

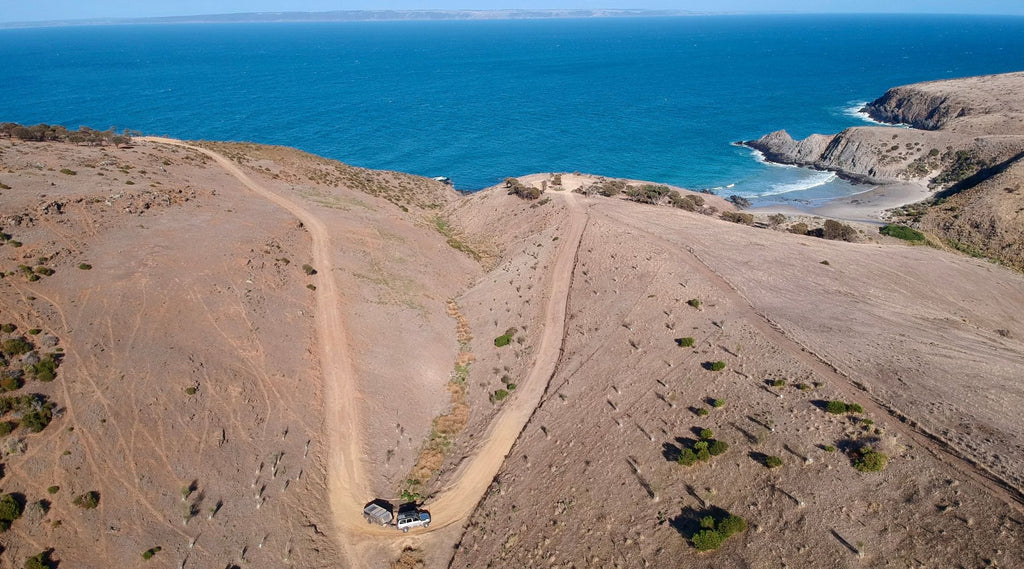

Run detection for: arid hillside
[[0, 132, 1022, 569]]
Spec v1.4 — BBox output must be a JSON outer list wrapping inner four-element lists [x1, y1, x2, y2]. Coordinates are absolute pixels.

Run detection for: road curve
[[139, 138, 370, 561]]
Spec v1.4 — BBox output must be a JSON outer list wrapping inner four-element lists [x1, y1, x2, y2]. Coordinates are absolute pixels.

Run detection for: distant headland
[[0, 9, 705, 29]]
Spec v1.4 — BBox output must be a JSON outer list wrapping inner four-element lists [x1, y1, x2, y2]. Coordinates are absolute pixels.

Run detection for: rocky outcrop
[[746, 71, 1024, 270], [862, 87, 971, 130]]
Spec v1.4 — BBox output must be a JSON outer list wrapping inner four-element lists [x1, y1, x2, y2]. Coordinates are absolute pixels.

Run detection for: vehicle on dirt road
[[363, 501, 430, 532]]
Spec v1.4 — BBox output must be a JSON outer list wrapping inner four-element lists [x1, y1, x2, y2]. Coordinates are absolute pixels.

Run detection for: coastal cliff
[[743, 72, 1024, 270]]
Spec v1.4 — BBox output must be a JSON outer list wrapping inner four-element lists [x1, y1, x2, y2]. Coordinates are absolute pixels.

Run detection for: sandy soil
[[750, 181, 933, 222], [3, 138, 1023, 569]]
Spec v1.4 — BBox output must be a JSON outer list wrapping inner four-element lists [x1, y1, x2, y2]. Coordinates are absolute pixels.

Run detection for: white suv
[[395, 510, 431, 532]]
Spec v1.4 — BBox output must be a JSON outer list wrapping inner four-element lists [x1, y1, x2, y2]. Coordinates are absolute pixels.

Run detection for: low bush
[[711, 398, 726, 408], [0, 493, 23, 531], [73, 491, 100, 509], [820, 219, 858, 242], [771, 379, 786, 388], [301, 264, 316, 275], [687, 298, 701, 309], [494, 328, 516, 347], [717, 514, 747, 537], [853, 447, 888, 472], [0, 421, 15, 436], [695, 407, 709, 417], [489, 389, 509, 403], [1, 337, 32, 357], [677, 448, 698, 466], [77, 263, 92, 270], [721, 211, 754, 225], [788, 222, 809, 235], [708, 440, 729, 456], [46, 486, 59, 494], [24, 550, 56, 569], [824, 445, 836, 452], [59, 168, 76, 175], [880, 224, 925, 242], [707, 361, 726, 372], [699, 428, 714, 440], [676, 337, 695, 347], [0, 375, 23, 392], [825, 400, 848, 414], [0, 324, 15, 333], [765, 455, 783, 468], [692, 529, 723, 551], [142, 546, 162, 560]]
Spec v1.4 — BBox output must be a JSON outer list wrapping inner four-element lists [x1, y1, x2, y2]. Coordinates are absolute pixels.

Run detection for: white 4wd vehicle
[[395, 510, 431, 532]]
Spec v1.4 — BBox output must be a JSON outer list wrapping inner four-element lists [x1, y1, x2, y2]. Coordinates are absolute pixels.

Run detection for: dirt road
[[140, 139, 590, 564]]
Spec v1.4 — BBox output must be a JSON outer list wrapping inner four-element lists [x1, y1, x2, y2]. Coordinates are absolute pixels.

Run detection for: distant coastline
[[0, 9, 706, 29]]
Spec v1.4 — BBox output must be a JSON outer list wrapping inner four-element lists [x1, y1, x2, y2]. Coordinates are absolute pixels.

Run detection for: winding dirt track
[[140, 138, 589, 564]]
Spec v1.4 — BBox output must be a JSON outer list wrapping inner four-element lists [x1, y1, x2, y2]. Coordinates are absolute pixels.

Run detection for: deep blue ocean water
[[3, 15, 1024, 202]]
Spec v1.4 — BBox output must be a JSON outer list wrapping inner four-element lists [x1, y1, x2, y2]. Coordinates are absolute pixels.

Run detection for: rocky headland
[[744, 71, 1024, 269]]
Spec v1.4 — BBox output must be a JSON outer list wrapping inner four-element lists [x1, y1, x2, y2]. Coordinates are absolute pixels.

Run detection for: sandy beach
[[749, 180, 932, 222]]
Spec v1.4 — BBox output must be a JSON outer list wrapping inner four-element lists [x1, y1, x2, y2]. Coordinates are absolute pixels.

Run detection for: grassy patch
[[880, 224, 925, 242]]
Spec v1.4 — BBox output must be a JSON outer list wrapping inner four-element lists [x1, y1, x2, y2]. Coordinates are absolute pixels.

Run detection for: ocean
[[3, 14, 1024, 204]]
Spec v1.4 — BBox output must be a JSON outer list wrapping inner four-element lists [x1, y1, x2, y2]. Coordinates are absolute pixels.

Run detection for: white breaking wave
[[755, 171, 838, 197], [747, 147, 798, 168], [843, 101, 910, 128]]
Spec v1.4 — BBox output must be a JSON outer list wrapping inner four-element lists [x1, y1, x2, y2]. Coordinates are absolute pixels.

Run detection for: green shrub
[[77, 263, 92, 270], [73, 491, 100, 509], [0, 493, 23, 531], [853, 447, 888, 472], [880, 224, 925, 242], [687, 299, 702, 309], [717, 515, 747, 538], [60, 168, 76, 175], [185, 386, 196, 395], [711, 398, 726, 408], [700, 515, 716, 529], [490, 389, 509, 403], [1, 337, 32, 356], [46, 486, 59, 494], [699, 428, 714, 440], [1, 324, 15, 333], [32, 357, 58, 382], [0, 375, 23, 392], [677, 448, 698, 466], [695, 407, 709, 417], [765, 455, 783, 468], [825, 400, 848, 414], [708, 440, 729, 456], [28, 329, 41, 335], [306, 284, 316, 291], [142, 546, 161, 560], [696, 447, 711, 462], [10, 241, 22, 248], [692, 529, 724, 551], [24, 550, 55, 569], [0, 421, 14, 436], [676, 337, 695, 347], [848, 403, 864, 414], [708, 361, 726, 372], [821, 219, 857, 241], [301, 264, 316, 275], [21, 407, 52, 433], [772, 379, 786, 388], [494, 328, 516, 347], [33, 267, 54, 276], [824, 445, 836, 452], [788, 222, 809, 235], [796, 383, 812, 391]]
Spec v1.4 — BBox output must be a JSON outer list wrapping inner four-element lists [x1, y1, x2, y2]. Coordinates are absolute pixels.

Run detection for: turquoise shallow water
[[2, 14, 1024, 200]]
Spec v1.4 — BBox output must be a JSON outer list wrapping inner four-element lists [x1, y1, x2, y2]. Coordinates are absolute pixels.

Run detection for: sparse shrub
[[677, 448, 698, 466], [73, 491, 100, 509], [0, 375, 23, 392], [820, 219, 857, 242], [46, 486, 59, 494], [59, 168, 76, 175], [10, 241, 22, 248], [695, 408, 709, 417], [796, 383, 811, 391], [700, 515, 716, 529], [1, 324, 15, 333], [301, 264, 316, 275], [825, 400, 848, 414], [707, 361, 726, 372], [142, 546, 162, 560], [699, 428, 714, 440], [0, 421, 14, 436], [676, 337, 695, 347], [696, 447, 711, 462], [489, 389, 510, 403], [768, 213, 787, 226], [77, 263, 92, 270], [687, 298, 701, 309], [824, 445, 836, 452], [306, 284, 316, 291], [1, 337, 32, 356], [708, 440, 729, 456], [28, 329, 41, 335], [24, 550, 56, 569], [853, 447, 888, 472], [692, 529, 724, 551], [712, 398, 725, 408], [494, 328, 516, 347], [0, 493, 23, 531], [717, 514, 747, 537], [21, 407, 52, 433], [848, 403, 864, 414], [880, 224, 925, 242], [772, 379, 786, 388], [185, 386, 196, 395], [721, 211, 754, 225], [765, 455, 783, 468], [788, 222, 809, 235]]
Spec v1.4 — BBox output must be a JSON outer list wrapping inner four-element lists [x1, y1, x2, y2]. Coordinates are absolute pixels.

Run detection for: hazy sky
[[2, 1, 1023, 23]]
